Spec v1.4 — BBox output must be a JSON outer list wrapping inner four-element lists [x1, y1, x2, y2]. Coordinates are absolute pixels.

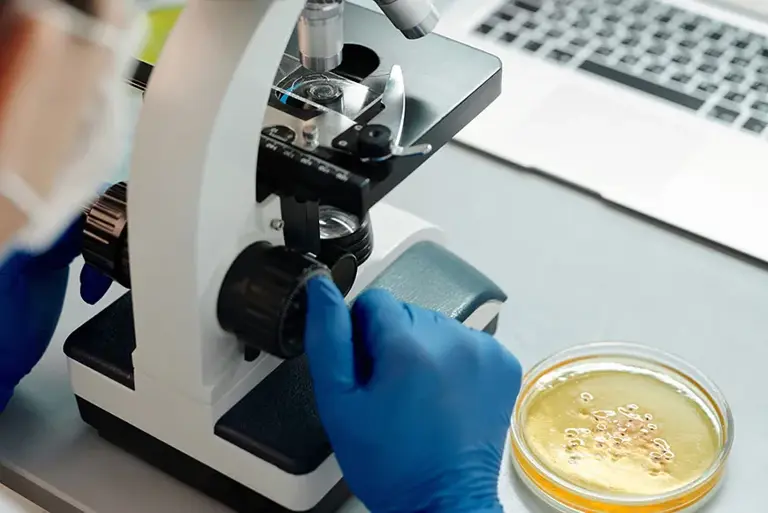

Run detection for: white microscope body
[[65, 1, 504, 511]]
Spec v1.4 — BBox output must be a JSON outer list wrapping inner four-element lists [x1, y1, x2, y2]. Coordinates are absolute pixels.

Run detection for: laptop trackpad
[[519, 83, 702, 199], [656, 143, 768, 259]]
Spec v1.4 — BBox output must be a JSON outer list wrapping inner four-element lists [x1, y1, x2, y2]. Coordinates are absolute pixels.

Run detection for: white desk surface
[[1, 3, 766, 511], [1, 140, 765, 512]]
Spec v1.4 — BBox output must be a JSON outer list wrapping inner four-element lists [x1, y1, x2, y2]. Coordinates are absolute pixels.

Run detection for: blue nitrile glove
[[305, 277, 522, 513], [0, 217, 112, 412]]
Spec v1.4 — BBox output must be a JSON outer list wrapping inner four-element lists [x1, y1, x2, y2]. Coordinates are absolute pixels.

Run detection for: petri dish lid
[[509, 342, 734, 513]]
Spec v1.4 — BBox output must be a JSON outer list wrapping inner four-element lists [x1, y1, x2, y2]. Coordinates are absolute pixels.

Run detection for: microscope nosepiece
[[298, 0, 344, 72], [374, 0, 440, 39]]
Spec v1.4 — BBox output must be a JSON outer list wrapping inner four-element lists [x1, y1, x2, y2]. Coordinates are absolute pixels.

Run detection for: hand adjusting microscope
[[65, 1, 504, 511]]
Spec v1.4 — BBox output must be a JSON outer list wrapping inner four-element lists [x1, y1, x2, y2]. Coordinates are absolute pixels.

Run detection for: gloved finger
[[304, 276, 357, 393], [80, 265, 113, 305], [26, 214, 85, 271], [351, 289, 414, 367]]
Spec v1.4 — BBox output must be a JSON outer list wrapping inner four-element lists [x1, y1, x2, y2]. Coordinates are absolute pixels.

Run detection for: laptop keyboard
[[474, 0, 768, 135]]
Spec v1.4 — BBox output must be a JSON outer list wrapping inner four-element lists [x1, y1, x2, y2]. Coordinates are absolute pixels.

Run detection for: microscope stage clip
[[359, 65, 433, 163]]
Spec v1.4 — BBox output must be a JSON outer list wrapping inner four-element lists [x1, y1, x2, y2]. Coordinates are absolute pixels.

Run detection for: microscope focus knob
[[217, 242, 331, 360], [82, 182, 131, 288]]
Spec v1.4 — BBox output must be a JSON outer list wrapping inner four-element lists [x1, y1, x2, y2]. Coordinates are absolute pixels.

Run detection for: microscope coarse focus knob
[[82, 181, 131, 288], [217, 242, 332, 360]]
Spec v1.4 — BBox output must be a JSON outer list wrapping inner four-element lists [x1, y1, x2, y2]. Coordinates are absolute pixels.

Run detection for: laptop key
[[524, 40, 543, 52], [725, 73, 745, 84], [679, 40, 697, 49], [579, 60, 705, 110], [515, 0, 541, 13], [752, 82, 768, 93], [476, 23, 495, 35], [733, 39, 750, 49], [698, 82, 718, 94], [496, 11, 514, 22], [753, 100, 768, 113], [595, 46, 614, 57], [573, 18, 590, 29], [704, 48, 723, 58], [724, 91, 746, 103], [732, 57, 749, 67], [549, 49, 574, 63], [708, 105, 740, 123], [698, 63, 717, 74], [622, 37, 640, 48], [571, 37, 589, 48], [672, 54, 691, 65], [549, 11, 566, 21], [596, 28, 615, 38], [645, 64, 665, 74], [672, 73, 692, 85], [621, 55, 640, 66], [547, 29, 564, 39], [500, 32, 518, 44], [743, 117, 767, 134]]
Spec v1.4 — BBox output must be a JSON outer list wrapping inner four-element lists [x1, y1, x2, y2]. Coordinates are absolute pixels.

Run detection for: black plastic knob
[[82, 182, 131, 288], [217, 242, 331, 360], [357, 124, 392, 160]]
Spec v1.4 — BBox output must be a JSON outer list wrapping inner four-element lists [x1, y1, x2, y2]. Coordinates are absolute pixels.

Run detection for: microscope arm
[[127, 0, 307, 399], [125, 0, 442, 399]]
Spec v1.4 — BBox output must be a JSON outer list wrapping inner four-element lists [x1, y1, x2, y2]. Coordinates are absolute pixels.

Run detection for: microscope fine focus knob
[[217, 242, 331, 360], [82, 182, 131, 288]]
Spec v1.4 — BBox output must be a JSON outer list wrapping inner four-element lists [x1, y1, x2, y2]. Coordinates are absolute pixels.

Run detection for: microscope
[[64, 1, 504, 512]]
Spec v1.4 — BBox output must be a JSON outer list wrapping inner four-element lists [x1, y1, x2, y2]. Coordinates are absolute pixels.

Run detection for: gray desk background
[[1, 1, 766, 511]]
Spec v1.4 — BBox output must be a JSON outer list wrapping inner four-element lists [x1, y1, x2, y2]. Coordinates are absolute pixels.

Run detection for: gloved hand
[[305, 277, 522, 513], [0, 217, 112, 412]]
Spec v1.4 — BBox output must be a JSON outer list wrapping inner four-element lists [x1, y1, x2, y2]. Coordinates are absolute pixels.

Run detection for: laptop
[[436, 0, 768, 261]]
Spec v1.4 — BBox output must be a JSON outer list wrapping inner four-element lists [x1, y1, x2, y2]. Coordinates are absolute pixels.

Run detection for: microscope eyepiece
[[298, 0, 344, 72]]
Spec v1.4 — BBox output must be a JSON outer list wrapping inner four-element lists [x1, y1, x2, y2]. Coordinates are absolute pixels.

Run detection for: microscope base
[[74, 396, 349, 513], [65, 241, 507, 512]]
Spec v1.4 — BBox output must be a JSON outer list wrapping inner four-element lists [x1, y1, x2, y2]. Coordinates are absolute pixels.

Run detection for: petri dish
[[510, 342, 733, 513]]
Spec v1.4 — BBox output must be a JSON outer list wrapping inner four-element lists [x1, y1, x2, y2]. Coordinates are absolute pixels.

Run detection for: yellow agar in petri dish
[[510, 343, 733, 513], [523, 370, 720, 496]]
